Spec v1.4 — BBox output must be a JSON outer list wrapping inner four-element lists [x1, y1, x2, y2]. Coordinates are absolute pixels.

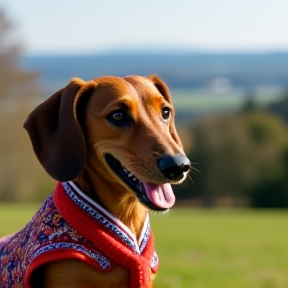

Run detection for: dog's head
[[24, 75, 190, 211]]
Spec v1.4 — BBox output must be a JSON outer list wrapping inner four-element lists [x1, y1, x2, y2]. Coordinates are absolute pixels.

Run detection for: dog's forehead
[[87, 76, 165, 116], [124, 76, 158, 94], [90, 76, 158, 98], [123, 76, 164, 104], [88, 76, 136, 103]]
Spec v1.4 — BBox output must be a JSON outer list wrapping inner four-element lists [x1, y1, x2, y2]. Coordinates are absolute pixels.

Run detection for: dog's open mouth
[[105, 154, 175, 211]]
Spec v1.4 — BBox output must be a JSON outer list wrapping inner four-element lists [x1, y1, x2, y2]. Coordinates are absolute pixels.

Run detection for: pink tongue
[[143, 183, 175, 209]]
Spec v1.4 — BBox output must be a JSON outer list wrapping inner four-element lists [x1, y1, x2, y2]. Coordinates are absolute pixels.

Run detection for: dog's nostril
[[157, 154, 190, 180], [183, 163, 190, 173]]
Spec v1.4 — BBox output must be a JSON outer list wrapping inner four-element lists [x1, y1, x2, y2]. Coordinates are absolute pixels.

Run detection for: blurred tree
[[0, 9, 45, 201], [188, 111, 288, 207], [250, 146, 288, 208], [267, 89, 288, 124], [0, 9, 39, 101]]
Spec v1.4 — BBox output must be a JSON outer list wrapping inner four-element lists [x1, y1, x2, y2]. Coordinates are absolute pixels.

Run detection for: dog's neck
[[76, 167, 148, 241]]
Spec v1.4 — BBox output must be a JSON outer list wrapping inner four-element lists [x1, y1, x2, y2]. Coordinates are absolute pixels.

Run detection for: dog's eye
[[162, 107, 171, 121], [112, 112, 124, 121], [106, 110, 131, 127]]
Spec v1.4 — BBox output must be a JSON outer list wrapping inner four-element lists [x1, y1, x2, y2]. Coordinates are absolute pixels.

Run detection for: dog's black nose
[[157, 154, 190, 181]]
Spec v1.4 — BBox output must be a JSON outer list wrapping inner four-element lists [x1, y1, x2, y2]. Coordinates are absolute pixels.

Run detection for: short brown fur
[[24, 75, 189, 288]]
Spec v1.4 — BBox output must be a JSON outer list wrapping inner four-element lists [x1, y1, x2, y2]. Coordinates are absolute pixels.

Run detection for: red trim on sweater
[[54, 182, 155, 288], [25, 249, 113, 288]]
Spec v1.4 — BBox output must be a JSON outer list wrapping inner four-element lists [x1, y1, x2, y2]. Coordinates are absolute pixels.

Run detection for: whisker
[[187, 174, 195, 187], [189, 164, 201, 174], [179, 180, 185, 189], [181, 179, 189, 189], [178, 174, 194, 190]]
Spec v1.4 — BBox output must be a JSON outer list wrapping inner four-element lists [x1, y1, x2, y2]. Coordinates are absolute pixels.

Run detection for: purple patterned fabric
[[0, 193, 110, 288]]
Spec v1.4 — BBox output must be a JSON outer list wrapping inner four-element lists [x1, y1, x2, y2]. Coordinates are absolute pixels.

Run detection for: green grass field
[[1, 205, 288, 288], [170, 87, 284, 113]]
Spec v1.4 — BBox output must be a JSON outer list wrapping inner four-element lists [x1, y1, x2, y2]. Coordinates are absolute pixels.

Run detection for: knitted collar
[[54, 181, 157, 287], [63, 181, 150, 254]]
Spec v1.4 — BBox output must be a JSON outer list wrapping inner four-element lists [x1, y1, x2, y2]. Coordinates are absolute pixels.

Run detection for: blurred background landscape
[[0, 1, 288, 208], [1, 1, 288, 287]]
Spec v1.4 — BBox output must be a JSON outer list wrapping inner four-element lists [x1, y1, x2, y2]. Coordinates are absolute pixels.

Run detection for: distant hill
[[22, 51, 288, 94]]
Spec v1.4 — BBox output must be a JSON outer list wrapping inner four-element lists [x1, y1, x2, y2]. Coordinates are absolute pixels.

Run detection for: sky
[[1, 0, 288, 55]]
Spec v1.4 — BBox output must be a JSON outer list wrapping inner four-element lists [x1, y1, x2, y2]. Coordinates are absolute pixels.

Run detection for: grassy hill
[[1, 206, 288, 288]]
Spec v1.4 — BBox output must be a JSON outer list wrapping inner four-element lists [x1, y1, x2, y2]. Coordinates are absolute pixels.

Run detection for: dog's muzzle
[[105, 153, 190, 211]]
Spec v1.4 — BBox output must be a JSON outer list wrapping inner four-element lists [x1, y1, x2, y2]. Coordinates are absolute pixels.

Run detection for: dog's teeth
[[120, 165, 139, 180]]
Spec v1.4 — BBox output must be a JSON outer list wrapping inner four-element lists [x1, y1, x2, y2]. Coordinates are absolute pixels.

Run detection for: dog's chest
[[0, 182, 158, 288]]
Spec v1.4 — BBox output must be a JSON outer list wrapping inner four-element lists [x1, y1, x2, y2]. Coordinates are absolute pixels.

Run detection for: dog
[[0, 75, 190, 288]]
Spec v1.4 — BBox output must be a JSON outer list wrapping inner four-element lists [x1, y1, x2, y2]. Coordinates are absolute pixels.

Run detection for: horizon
[[23, 48, 288, 58]]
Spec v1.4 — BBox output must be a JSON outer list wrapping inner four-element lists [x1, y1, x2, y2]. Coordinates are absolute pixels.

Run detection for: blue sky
[[1, 0, 288, 55]]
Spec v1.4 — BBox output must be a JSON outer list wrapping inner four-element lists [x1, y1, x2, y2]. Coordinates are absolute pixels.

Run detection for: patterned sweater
[[0, 182, 158, 288]]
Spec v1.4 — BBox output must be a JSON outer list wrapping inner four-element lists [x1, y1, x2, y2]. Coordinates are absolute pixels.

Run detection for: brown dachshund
[[0, 75, 190, 288]]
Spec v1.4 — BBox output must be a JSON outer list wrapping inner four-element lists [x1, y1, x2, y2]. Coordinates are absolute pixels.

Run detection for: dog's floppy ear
[[24, 78, 90, 182], [148, 74, 172, 104]]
